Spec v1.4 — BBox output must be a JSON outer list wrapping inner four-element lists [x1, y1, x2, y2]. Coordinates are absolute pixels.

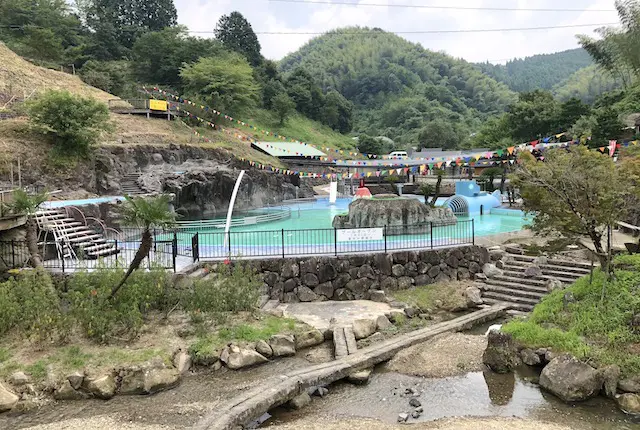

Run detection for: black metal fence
[[0, 221, 474, 272]]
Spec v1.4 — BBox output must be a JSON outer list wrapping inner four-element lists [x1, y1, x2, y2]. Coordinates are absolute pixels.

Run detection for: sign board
[[337, 228, 384, 242], [149, 100, 168, 111]]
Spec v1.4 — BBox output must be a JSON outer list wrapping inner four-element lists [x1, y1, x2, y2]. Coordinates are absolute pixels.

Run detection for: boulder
[[465, 286, 483, 307], [545, 278, 564, 292], [345, 278, 370, 297], [269, 335, 296, 357], [392, 264, 406, 277], [619, 377, 640, 393], [380, 277, 398, 291], [297, 286, 318, 302], [142, 368, 180, 394], [295, 330, 325, 350], [54, 380, 87, 401], [599, 365, 620, 399], [376, 315, 393, 331], [387, 310, 406, 323], [0, 383, 18, 412], [616, 393, 640, 414], [397, 277, 413, 290], [332, 273, 351, 290], [302, 273, 319, 287], [287, 392, 312, 410], [315, 282, 335, 299], [173, 351, 192, 375], [369, 290, 387, 302], [397, 413, 409, 423], [308, 386, 329, 397], [67, 372, 84, 390], [357, 264, 375, 280], [489, 250, 505, 261], [318, 262, 338, 283], [281, 262, 300, 279], [255, 340, 273, 358], [519, 348, 541, 366], [482, 331, 521, 373], [347, 368, 372, 385], [333, 288, 354, 301], [496, 260, 505, 270], [221, 345, 268, 369], [524, 265, 542, 278], [457, 267, 471, 281], [82, 373, 117, 400], [374, 253, 393, 276], [9, 371, 29, 387], [539, 355, 603, 402], [300, 257, 318, 275], [393, 252, 409, 265], [445, 256, 459, 269], [352, 319, 377, 340], [482, 263, 503, 279], [469, 261, 481, 274], [283, 278, 298, 293], [405, 261, 418, 276], [263, 272, 278, 287], [533, 256, 549, 266]]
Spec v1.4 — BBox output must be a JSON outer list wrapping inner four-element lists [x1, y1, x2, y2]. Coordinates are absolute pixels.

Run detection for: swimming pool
[[43, 196, 124, 209]]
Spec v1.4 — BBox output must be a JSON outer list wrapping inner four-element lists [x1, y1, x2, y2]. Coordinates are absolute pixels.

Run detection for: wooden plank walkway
[[193, 304, 508, 430]]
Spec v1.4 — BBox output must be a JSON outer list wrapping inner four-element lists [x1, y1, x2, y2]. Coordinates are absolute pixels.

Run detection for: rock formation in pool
[[332, 195, 457, 233]]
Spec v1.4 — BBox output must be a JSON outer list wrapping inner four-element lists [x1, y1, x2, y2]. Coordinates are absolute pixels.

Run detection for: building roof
[[252, 141, 326, 157]]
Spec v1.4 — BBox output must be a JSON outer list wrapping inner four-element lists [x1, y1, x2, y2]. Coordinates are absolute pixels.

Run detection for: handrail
[[64, 206, 87, 227], [175, 207, 291, 230]]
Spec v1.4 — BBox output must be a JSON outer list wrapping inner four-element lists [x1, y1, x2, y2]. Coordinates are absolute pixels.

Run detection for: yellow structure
[[149, 100, 168, 111]]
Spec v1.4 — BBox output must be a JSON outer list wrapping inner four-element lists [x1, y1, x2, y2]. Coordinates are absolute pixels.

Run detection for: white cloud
[[174, 0, 619, 63]]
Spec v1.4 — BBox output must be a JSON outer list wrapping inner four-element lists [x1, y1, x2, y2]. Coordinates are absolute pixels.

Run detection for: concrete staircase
[[481, 252, 594, 312], [121, 173, 147, 195], [36, 209, 118, 259]]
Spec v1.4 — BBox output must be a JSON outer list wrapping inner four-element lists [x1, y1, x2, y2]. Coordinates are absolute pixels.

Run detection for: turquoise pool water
[[43, 196, 124, 209]]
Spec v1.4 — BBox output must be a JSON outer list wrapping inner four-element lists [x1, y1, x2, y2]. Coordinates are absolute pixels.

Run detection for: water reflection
[[482, 370, 515, 406]]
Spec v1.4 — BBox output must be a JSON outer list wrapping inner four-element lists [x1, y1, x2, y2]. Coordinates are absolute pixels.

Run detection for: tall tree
[[214, 11, 262, 66], [271, 92, 295, 125], [111, 195, 175, 297], [591, 107, 625, 147], [506, 90, 560, 141], [10, 189, 48, 269], [418, 119, 463, 149], [286, 68, 325, 120], [321, 90, 354, 133], [557, 98, 592, 132], [180, 51, 259, 114]]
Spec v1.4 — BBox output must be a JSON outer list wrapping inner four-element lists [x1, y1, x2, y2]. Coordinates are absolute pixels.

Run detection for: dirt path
[[385, 333, 486, 377]]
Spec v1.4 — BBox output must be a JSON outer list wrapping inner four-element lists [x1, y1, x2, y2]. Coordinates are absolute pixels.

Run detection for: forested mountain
[[279, 27, 516, 149], [553, 65, 623, 103], [476, 48, 593, 93]]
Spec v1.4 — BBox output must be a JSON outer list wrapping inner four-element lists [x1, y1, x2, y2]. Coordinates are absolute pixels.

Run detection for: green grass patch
[[393, 282, 467, 312], [503, 254, 640, 376], [0, 347, 11, 363]]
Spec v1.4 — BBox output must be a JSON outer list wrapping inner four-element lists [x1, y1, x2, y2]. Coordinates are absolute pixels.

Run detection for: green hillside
[[279, 27, 516, 148], [553, 64, 624, 103], [476, 48, 593, 93]]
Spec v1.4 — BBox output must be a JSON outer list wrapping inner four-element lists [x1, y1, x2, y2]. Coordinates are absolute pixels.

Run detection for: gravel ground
[[385, 333, 486, 377], [269, 417, 574, 430], [20, 416, 175, 430]]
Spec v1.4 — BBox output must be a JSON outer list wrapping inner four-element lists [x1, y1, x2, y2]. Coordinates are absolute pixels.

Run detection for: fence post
[[281, 229, 285, 259], [61, 240, 65, 273], [472, 219, 475, 245], [227, 231, 232, 257], [430, 222, 434, 249], [11, 240, 15, 268], [384, 225, 387, 253], [192, 233, 199, 263], [114, 239, 118, 268], [334, 228, 338, 256], [172, 232, 177, 272]]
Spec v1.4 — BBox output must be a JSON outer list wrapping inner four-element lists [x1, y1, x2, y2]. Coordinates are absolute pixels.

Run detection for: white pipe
[[223, 170, 245, 253]]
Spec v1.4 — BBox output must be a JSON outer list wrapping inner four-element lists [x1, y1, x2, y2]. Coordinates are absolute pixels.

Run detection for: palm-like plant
[[111, 195, 176, 297], [11, 189, 47, 269]]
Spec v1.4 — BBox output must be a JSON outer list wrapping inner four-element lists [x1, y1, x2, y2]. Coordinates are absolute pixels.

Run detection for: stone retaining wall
[[249, 246, 490, 303]]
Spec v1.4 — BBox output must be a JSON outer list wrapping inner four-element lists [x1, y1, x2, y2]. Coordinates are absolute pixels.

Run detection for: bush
[[66, 267, 172, 342], [0, 269, 68, 342], [26, 90, 112, 154]]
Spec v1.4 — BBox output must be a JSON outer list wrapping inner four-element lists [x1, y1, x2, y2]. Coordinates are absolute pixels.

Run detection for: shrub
[[0, 269, 68, 342], [26, 90, 112, 154], [66, 267, 172, 342]]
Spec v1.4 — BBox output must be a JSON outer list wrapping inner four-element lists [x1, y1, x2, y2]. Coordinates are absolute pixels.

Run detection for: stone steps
[[483, 297, 534, 312], [501, 267, 582, 284], [506, 259, 592, 275], [483, 279, 548, 295], [511, 254, 595, 270], [503, 264, 587, 281], [483, 284, 547, 300]]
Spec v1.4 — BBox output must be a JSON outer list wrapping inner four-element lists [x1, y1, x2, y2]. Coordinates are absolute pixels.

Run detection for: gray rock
[[533, 256, 549, 265], [539, 355, 603, 402], [333, 288, 354, 301], [434, 272, 451, 283], [221, 345, 269, 369], [388, 310, 406, 323], [281, 262, 300, 279], [600, 365, 620, 399], [414, 274, 433, 286], [315, 282, 335, 298], [374, 253, 393, 276], [474, 272, 488, 281], [9, 372, 29, 386], [287, 392, 312, 410], [428, 265, 441, 278], [263, 272, 278, 287], [545, 278, 564, 292], [332, 273, 351, 290], [465, 286, 483, 307], [0, 383, 18, 412], [563, 292, 576, 308], [417, 261, 430, 275], [397, 413, 409, 423], [319, 262, 338, 283], [297, 286, 318, 302], [482, 263, 504, 278], [255, 340, 273, 358], [357, 264, 375, 280], [524, 265, 543, 277], [82, 373, 117, 400], [545, 350, 558, 364], [411, 409, 422, 419], [67, 372, 84, 390], [397, 277, 413, 290], [380, 277, 399, 291], [469, 261, 481, 274], [404, 307, 418, 318], [405, 261, 418, 276], [457, 267, 471, 280], [392, 264, 405, 277], [519, 348, 541, 366], [616, 393, 640, 414], [54, 380, 88, 400], [352, 319, 377, 340], [376, 315, 393, 331], [143, 368, 180, 394], [445, 255, 459, 268], [482, 331, 521, 373], [347, 368, 372, 385], [409, 397, 422, 407], [496, 260, 505, 270], [151, 153, 164, 164], [346, 278, 371, 297], [619, 377, 640, 393], [269, 335, 296, 357], [489, 250, 505, 261], [295, 330, 325, 349], [369, 290, 387, 302], [308, 386, 329, 397], [300, 257, 318, 275], [283, 278, 298, 293], [173, 351, 192, 375], [393, 252, 409, 265], [302, 273, 319, 287]]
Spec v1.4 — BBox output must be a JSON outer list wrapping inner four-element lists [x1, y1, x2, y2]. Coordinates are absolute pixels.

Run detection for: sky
[[174, 0, 620, 63]]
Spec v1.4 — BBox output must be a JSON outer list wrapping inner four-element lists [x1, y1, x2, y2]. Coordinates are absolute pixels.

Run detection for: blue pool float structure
[[445, 180, 501, 216]]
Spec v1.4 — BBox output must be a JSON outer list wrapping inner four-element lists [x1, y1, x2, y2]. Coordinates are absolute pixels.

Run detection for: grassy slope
[[503, 254, 640, 376]]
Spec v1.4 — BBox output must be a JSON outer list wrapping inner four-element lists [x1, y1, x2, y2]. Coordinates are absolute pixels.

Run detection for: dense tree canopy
[[214, 11, 262, 66]]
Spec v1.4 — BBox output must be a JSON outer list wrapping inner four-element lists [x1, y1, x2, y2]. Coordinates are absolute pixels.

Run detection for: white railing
[[175, 206, 291, 230]]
